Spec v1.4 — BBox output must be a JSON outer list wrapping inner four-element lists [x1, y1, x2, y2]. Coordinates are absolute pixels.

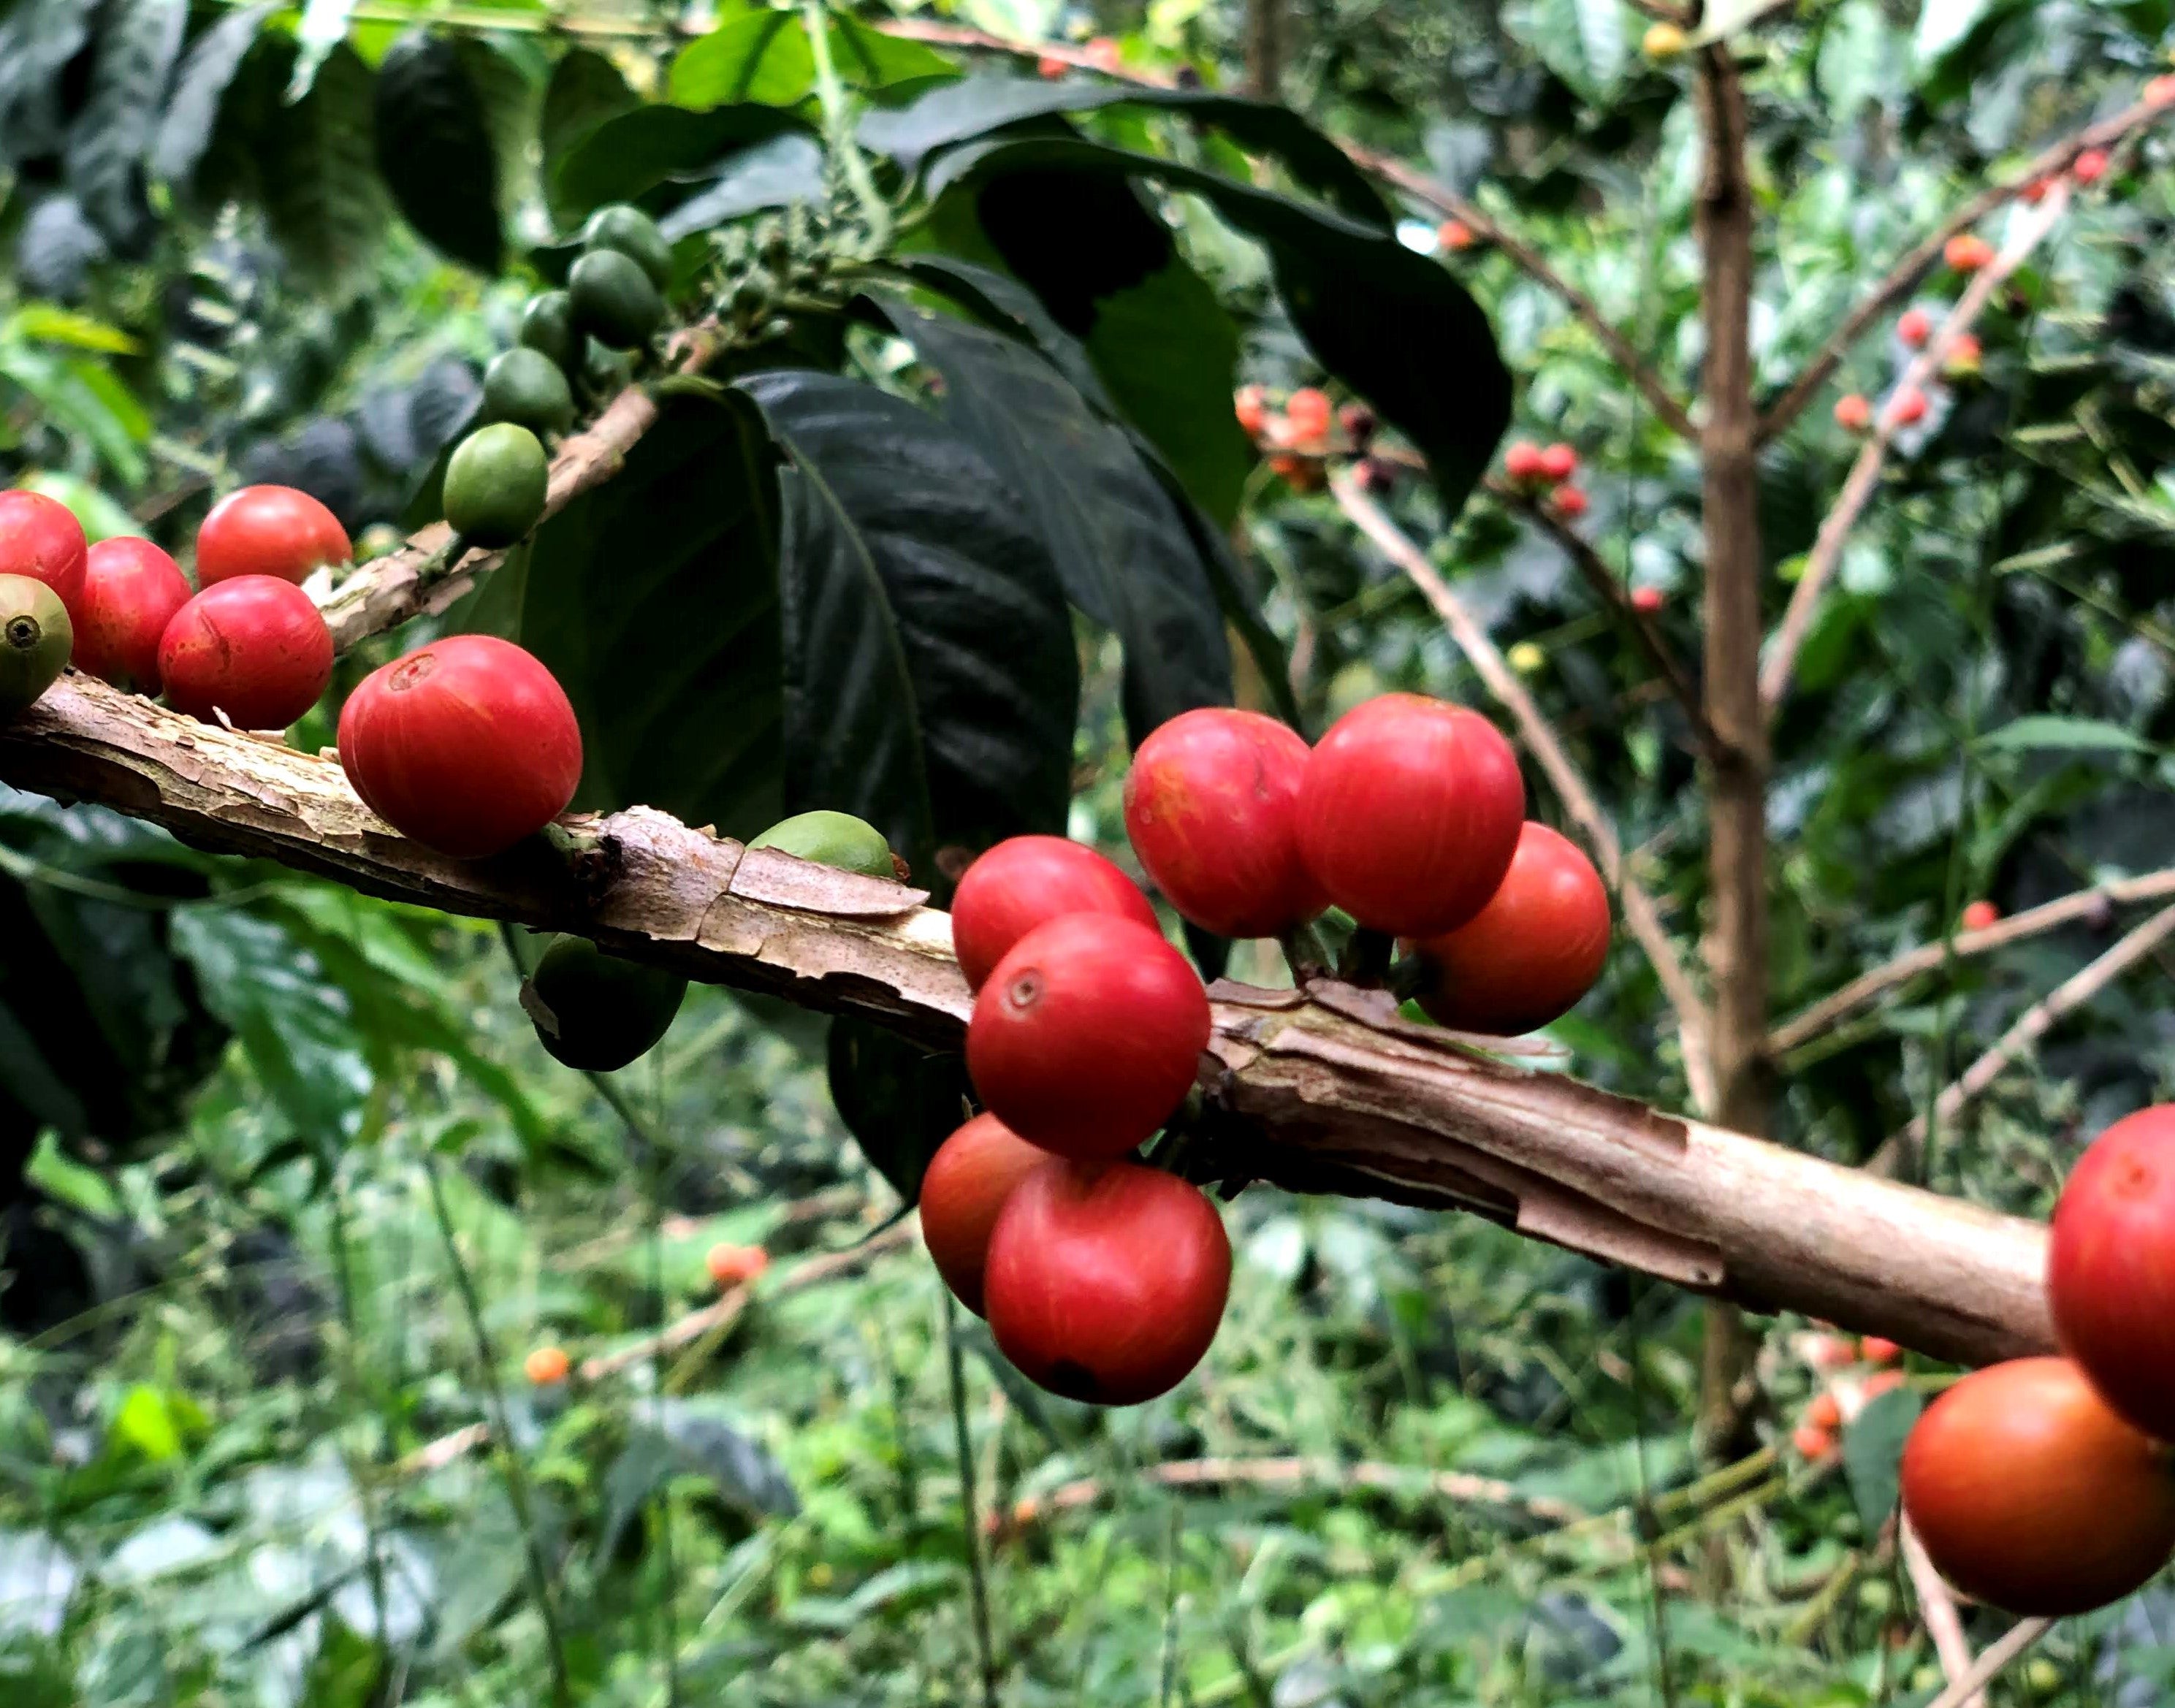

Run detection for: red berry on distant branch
[[1037, 53, 1067, 77], [1503, 441, 1546, 483], [1234, 385, 1268, 438], [1439, 219, 1476, 252], [1550, 484, 1589, 520], [2072, 148, 2110, 185], [1944, 233, 1995, 272], [1286, 387, 1333, 444], [1960, 899, 1999, 932], [1538, 443, 1579, 482], [1897, 308, 1931, 348], [1792, 1422, 1836, 1460], [1805, 1392, 1843, 1430], [1833, 393, 1871, 430], [1888, 386, 1928, 427], [1629, 585, 1665, 616]]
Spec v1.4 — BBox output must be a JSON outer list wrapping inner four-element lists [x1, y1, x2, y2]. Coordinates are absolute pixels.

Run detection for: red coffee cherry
[[1888, 386, 1929, 427], [1805, 1392, 1843, 1431], [919, 1112, 1059, 1316], [159, 577, 333, 730], [2049, 1104, 2175, 1443], [1944, 233, 1994, 272], [1902, 1357, 2175, 1616], [1412, 823, 1610, 1034], [704, 1243, 770, 1287], [983, 1158, 1230, 1405], [2072, 147, 2110, 185], [967, 914, 1210, 1160], [1833, 393, 1871, 431], [1897, 308, 1931, 348], [1537, 443, 1578, 482], [1503, 441, 1546, 483], [1629, 585, 1666, 615], [1791, 1422, 1836, 1460], [1285, 388, 1333, 444], [75, 537, 192, 693], [197, 485, 351, 586], [1549, 484, 1589, 520], [1123, 707, 1325, 938], [949, 835, 1157, 991], [338, 635, 583, 858], [1959, 899, 2000, 932], [1298, 694, 1524, 937], [0, 489, 88, 621]]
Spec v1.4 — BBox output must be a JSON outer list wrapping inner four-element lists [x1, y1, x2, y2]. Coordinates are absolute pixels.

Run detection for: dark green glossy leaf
[[827, 1016, 972, 1202], [1843, 1383, 1924, 1534], [669, 9, 953, 109], [500, 386, 787, 839], [869, 291, 1231, 744], [373, 32, 503, 272], [0, 0, 98, 167], [541, 46, 636, 226], [927, 134, 1512, 515], [150, 1, 274, 188], [737, 369, 1078, 875], [658, 132, 826, 241], [254, 43, 391, 295], [550, 103, 816, 226], [64, 0, 188, 246]]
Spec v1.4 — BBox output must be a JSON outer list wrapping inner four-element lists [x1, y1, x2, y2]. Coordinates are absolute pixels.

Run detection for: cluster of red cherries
[[921, 695, 1612, 1406], [0, 483, 589, 863], [1900, 1102, 2175, 1616]]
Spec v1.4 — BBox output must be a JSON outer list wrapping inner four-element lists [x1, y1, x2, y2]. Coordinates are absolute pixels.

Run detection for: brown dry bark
[[0, 674, 2052, 1367]]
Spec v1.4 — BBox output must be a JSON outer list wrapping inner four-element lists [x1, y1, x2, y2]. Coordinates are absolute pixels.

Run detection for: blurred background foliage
[[2, 0, 2175, 1701]]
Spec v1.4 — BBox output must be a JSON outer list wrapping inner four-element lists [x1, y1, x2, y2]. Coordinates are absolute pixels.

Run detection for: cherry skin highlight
[[75, 536, 192, 693], [983, 1159, 1231, 1406], [919, 1113, 1060, 1316], [1902, 1356, 2175, 1616], [159, 576, 333, 730], [1412, 823, 1610, 1034], [967, 914, 1209, 1160], [2049, 1104, 2175, 1442], [1297, 694, 1525, 937], [949, 835, 1158, 991], [1124, 707, 1325, 938], [196, 484, 351, 585], [338, 635, 582, 858]]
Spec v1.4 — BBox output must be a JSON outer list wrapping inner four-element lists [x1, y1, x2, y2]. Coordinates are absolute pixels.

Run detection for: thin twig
[[1482, 475, 1715, 750], [1924, 1619, 2053, 1708], [942, 1291, 1001, 1708], [1759, 90, 2175, 441], [423, 1157, 572, 1708], [1330, 468, 1716, 1109], [1770, 866, 2175, 1053], [1872, 901, 2175, 1175], [1901, 1518, 1985, 1708], [1760, 188, 2072, 718], [876, 18, 1696, 438]]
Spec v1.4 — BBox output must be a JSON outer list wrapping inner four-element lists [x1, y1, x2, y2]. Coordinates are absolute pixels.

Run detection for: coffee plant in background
[[3, 0, 2175, 1702]]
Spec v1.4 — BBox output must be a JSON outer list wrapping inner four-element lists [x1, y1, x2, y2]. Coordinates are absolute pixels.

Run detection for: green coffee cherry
[[580, 203, 673, 289], [482, 348, 576, 435], [747, 809, 897, 879], [518, 290, 577, 370], [520, 934, 687, 1072], [444, 423, 549, 549], [0, 576, 71, 718], [568, 249, 665, 351]]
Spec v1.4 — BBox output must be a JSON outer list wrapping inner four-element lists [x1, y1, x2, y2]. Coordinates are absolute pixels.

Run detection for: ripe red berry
[[983, 1158, 1230, 1405], [338, 635, 583, 858], [967, 915, 1209, 1159], [1285, 388, 1333, 444], [1943, 332, 1982, 378], [1629, 586, 1665, 615], [1902, 1357, 2175, 1615], [1833, 393, 1872, 431], [1888, 386, 1928, 427], [75, 537, 191, 693], [705, 1242, 770, 1287], [1036, 53, 1067, 77], [2049, 1104, 2175, 1443], [919, 1112, 1057, 1315], [1439, 218, 1475, 252], [1959, 899, 2000, 932], [196, 485, 351, 587], [1124, 708, 1325, 939], [1859, 1335, 1902, 1364], [0, 489, 88, 622], [525, 1346, 570, 1385], [1412, 823, 1610, 1034], [1897, 308, 1932, 348], [159, 577, 332, 730], [2073, 148, 2111, 185], [1944, 233, 1995, 272], [1549, 484, 1589, 520], [1791, 1422, 1836, 1460], [950, 836, 1158, 991], [1298, 695, 1524, 938], [1234, 385, 1268, 438], [1503, 441, 1546, 483], [1805, 1391, 1843, 1431], [1537, 443, 1578, 482]]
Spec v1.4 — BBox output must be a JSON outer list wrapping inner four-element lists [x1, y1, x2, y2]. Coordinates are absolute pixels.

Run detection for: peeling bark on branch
[[0, 675, 2052, 1366]]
